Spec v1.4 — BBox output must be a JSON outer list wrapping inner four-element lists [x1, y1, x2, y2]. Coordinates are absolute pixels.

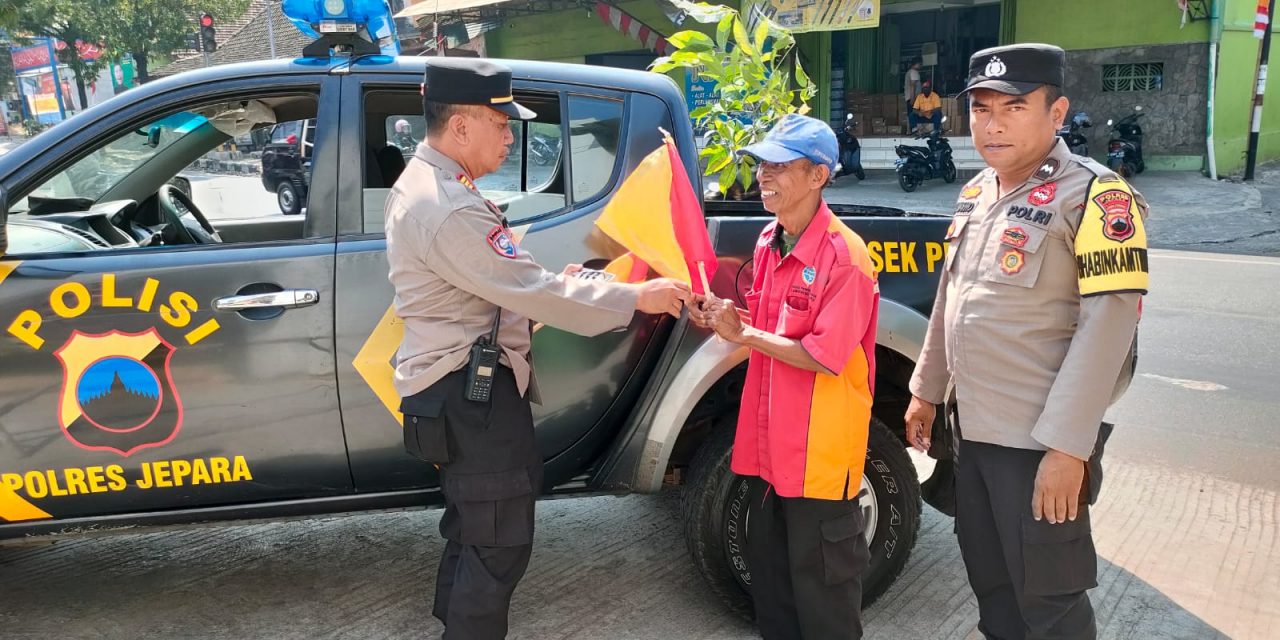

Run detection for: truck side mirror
[[147, 125, 163, 148], [0, 185, 8, 257]]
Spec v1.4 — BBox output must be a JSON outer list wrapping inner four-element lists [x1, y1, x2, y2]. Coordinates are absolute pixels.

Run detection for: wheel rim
[[279, 187, 295, 210], [858, 473, 878, 543]]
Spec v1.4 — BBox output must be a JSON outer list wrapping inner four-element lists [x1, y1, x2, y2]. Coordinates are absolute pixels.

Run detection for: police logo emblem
[[999, 249, 1025, 275], [985, 56, 1007, 78], [960, 184, 983, 199], [802, 266, 817, 285], [54, 329, 183, 457], [487, 225, 519, 258], [1029, 182, 1057, 206], [1093, 189, 1137, 242]]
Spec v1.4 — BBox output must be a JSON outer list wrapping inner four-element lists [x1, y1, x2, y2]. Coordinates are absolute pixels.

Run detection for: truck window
[[360, 89, 568, 233], [4, 92, 323, 255], [270, 121, 300, 144], [566, 95, 624, 205]]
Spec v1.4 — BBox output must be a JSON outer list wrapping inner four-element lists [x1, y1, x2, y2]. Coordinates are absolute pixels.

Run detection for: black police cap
[[423, 58, 535, 120], [962, 43, 1066, 96]]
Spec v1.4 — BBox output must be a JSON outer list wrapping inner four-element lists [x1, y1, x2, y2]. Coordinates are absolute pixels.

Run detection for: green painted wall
[[1015, 0, 1209, 50], [1212, 0, 1280, 174], [797, 31, 833, 121], [485, 1, 706, 61]]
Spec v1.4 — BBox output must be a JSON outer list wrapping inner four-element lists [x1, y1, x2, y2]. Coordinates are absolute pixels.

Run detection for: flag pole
[[659, 126, 712, 297]]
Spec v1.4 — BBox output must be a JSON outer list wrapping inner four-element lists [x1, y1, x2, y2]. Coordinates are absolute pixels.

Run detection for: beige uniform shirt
[[909, 139, 1150, 460], [384, 143, 639, 400]]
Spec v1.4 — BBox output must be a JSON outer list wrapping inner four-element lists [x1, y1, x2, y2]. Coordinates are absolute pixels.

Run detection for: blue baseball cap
[[738, 113, 839, 176]]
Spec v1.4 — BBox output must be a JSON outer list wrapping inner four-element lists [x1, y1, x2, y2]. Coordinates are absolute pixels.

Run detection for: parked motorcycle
[[1058, 111, 1092, 157], [1106, 106, 1146, 177], [530, 132, 560, 167], [837, 113, 866, 180], [894, 118, 956, 192]]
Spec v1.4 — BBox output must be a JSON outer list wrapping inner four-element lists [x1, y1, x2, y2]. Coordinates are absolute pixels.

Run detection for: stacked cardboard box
[[844, 90, 924, 136], [939, 97, 970, 135]]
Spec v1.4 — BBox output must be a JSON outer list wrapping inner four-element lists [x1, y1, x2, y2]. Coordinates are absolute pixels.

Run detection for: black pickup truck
[[0, 55, 952, 616]]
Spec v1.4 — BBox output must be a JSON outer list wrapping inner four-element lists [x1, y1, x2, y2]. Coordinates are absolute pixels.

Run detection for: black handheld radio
[[465, 309, 502, 402]]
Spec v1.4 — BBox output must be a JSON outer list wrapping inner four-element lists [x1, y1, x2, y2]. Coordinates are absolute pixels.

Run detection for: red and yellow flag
[[595, 136, 717, 294]]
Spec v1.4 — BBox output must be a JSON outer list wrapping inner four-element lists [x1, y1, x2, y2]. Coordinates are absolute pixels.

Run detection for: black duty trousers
[[746, 476, 870, 640], [954, 433, 1111, 640], [401, 368, 542, 640]]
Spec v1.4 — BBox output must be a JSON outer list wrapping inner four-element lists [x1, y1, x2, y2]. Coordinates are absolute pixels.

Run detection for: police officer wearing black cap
[[905, 44, 1149, 640], [384, 58, 690, 639]]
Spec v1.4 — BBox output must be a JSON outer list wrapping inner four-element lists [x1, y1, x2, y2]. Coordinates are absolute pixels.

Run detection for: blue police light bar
[[282, 0, 401, 57]]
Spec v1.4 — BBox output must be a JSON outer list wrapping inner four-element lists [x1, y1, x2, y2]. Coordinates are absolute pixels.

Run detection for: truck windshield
[[15, 112, 210, 211]]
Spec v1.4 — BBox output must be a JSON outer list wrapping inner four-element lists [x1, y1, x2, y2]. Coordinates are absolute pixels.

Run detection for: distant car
[[260, 118, 315, 215]]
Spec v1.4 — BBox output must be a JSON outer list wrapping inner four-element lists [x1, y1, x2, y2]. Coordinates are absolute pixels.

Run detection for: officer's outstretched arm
[[423, 205, 641, 336]]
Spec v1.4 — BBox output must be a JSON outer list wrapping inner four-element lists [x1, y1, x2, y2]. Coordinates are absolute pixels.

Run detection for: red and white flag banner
[[596, 2, 677, 57]]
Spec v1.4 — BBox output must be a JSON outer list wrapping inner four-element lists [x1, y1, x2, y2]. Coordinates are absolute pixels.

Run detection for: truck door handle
[[214, 289, 320, 311]]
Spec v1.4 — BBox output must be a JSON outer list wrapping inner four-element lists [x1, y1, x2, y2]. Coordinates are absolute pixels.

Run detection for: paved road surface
[[1, 250, 1277, 640]]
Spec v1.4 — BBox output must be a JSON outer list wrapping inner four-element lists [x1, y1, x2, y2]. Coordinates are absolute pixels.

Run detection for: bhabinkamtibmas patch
[[1076, 178, 1149, 296]]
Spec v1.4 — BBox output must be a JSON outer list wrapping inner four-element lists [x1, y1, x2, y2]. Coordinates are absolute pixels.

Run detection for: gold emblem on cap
[[490, 95, 514, 104]]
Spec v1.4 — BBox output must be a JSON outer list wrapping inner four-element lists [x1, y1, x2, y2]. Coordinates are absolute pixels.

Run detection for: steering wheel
[[158, 184, 221, 244]]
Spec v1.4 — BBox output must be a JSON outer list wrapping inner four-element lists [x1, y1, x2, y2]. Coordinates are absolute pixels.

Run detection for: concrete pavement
[[1, 250, 1277, 639]]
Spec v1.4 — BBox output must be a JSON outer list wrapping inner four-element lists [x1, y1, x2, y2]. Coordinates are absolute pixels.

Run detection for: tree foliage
[[96, 0, 251, 83], [1, 0, 251, 90], [650, 1, 817, 197]]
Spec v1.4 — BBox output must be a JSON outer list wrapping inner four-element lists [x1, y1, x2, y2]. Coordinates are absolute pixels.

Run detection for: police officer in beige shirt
[[384, 58, 690, 640], [905, 44, 1149, 639]]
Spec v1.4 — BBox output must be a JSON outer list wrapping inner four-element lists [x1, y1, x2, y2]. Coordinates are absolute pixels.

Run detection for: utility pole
[[1245, 0, 1276, 181]]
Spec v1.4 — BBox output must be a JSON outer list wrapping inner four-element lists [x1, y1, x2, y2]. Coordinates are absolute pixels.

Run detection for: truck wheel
[[682, 413, 922, 620], [277, 181, 302, 216]]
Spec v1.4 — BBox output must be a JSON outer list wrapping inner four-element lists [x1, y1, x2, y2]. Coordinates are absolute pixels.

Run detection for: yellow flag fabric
[[602, 252, 650, 283], [595, 143, 691, 285]]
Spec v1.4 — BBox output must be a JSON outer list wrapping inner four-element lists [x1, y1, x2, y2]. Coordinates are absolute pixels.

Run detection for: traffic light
[[199, 13, 217, 53]]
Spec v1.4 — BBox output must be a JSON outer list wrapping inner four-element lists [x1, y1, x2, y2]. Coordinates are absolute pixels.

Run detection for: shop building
[[397, 0, 1280, 176]]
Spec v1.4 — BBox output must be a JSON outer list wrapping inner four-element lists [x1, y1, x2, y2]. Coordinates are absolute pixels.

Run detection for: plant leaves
[[753, 19, 769, 53], [719, 163, 738, 196], [707, 152, 734, 174], [669, 30, 715, 52], [673, 0, 732, 24], [716, 14, 733, 50], [649, 58, 679, 73], [732, 16, 756, 58], [794, 57, 811, 89]]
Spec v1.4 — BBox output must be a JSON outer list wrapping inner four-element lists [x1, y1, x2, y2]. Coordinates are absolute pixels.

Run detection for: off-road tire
[[682, 413, 922, 620]]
